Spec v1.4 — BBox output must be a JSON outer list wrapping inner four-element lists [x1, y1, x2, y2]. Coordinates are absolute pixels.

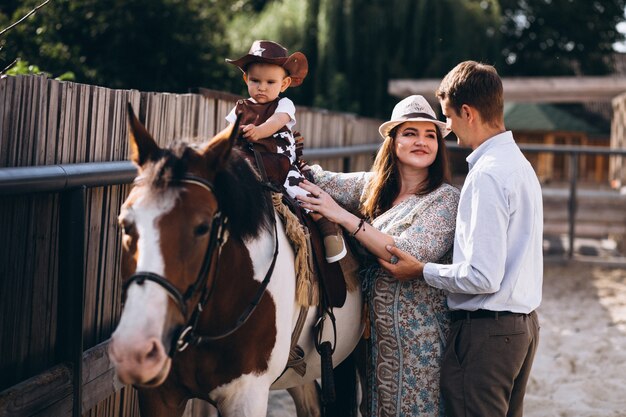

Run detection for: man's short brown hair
[[436, 61, 504, 126]]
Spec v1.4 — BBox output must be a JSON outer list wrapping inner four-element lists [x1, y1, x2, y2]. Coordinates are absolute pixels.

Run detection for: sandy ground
[[267, 261, 626, 416], [525, 262, 626, 417]]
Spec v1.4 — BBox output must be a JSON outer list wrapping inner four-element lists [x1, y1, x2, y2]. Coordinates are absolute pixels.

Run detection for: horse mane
[[141, 142, 272, 241], [213, 149, 273, 240]]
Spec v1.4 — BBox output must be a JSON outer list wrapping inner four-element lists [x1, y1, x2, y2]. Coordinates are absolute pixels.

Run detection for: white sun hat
[[378, 95, 449, 139]]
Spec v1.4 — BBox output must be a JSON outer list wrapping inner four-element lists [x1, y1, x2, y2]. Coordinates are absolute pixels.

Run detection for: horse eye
[[194, 223, 210, 236], [121, 222, 135, 235]]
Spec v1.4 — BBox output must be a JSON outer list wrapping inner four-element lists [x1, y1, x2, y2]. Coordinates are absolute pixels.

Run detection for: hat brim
[[378, 117, 449, 139], [226, 52, 308, 87]]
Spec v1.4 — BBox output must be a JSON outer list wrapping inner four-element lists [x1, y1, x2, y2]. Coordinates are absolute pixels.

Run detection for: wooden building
[[503, 102, 607, 184], [388, 75, 620, 185]]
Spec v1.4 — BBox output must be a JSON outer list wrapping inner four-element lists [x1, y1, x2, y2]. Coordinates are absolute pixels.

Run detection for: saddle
[[235, 135, 348, 308]]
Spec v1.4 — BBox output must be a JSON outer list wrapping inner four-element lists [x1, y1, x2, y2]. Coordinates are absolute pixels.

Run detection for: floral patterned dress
[[311, 166, 460, 417]]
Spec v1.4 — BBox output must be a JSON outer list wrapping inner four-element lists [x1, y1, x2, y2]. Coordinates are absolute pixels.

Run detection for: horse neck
[[200, 219, 279, 326]]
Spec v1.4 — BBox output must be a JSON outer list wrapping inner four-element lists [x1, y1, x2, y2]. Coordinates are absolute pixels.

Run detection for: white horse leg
[[212, 378, 271, 417], [216, 392, 268, 417], [206, 403, 218, 417], [287, 382, 321, 417]]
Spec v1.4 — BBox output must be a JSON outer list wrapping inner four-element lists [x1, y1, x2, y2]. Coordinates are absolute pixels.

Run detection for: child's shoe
[[317, 217, 347, 263], [323, 233, 347, 263]]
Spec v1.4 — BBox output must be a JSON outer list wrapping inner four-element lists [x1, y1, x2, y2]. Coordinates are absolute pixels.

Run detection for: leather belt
[[451, 309, 527, 322]]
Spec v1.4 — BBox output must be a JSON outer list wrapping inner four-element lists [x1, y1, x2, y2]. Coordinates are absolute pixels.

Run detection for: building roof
[[503, 102, 602, 134], [389, 76, 626, 103]]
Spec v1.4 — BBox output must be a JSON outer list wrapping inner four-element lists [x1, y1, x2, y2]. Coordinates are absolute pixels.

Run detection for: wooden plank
[[83, 186, 104, 346], [14, 76, 32, 166], [45, 79, 60, 165], [9, 76, 24, 166], [75, 83, 89, 162], [63, 81, 77, 163], [111, 91, 124, 161], [21, 75, 35, 166], [0, 340, 133, 417], [35, 76, 49, 165], [55, 81, 67, 163], [81, 342, 124, 413], [99, 186, 117, 338], [0, 75, 11, 167], [99, 87, 112, 162], [28, 194, 57, 376], [93, 86, 108, 162], [0, 196, 28, 392], [0, 364, 72, 417], [103, 88, 116, 161]]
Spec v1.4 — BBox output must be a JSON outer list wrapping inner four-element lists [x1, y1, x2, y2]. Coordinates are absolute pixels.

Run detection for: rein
[[122, 174, 279, 356]]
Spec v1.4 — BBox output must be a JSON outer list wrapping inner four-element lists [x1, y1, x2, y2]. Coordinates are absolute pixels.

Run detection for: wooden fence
[[0, 74, 382, 416], [611, 92, 626, 186]]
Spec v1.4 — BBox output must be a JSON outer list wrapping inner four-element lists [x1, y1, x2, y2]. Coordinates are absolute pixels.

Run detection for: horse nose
[[109, 336, 167, 384]]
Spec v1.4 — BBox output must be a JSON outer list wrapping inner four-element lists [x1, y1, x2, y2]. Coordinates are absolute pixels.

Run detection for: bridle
[[122, 174, 279, 357]]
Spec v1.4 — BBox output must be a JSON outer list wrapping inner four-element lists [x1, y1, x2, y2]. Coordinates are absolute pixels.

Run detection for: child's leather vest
[[235, 98, 291, 154]]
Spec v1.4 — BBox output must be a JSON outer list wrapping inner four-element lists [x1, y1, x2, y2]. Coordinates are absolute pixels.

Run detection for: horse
[[107, 105, 363, 417]]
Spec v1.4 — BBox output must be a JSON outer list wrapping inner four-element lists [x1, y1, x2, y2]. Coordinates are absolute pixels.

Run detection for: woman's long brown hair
[[360, 123, 450, 220]]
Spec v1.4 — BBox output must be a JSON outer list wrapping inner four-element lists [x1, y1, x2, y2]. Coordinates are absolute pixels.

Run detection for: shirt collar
[[466, 131, 514, 168]]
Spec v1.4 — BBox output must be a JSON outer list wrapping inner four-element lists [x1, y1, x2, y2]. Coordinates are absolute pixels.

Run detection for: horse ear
[[202, 113, 241, 169], [127, 103, 160, 167]]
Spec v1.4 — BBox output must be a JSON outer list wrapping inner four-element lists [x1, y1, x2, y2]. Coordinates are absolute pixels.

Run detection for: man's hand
[[378, 245, 425, 281]]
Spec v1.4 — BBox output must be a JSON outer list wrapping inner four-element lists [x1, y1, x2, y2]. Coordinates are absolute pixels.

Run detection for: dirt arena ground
[[267, 261, 626, 417]]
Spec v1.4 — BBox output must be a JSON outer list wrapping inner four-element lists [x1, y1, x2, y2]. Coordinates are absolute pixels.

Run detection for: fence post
[[57, 186, 86, 417], [567, 154, 579, 259], [342, 156, 351, 173]]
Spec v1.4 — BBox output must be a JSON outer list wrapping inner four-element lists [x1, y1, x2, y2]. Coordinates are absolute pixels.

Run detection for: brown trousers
[[441, 311, 540, 417]]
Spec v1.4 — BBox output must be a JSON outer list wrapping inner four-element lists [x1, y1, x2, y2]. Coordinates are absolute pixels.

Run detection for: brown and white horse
[[108, 107, 363, 417]]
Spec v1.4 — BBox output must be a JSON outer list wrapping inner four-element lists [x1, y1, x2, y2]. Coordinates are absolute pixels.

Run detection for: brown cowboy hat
[[226, 40, 308, 87]]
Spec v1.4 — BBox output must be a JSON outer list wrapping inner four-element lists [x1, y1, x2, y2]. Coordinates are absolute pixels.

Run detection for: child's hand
[[242, 124, 262, 141]]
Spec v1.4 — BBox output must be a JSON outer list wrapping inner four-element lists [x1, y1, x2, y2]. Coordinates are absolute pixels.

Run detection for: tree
[[306, 0, 502, 117], [499, 0, 626, 75], [0, 0, 237, 93]]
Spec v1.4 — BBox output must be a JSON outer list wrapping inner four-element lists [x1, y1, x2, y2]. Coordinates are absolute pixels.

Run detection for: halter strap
[[122, 173, 280, 356], [122, 271, 189, 317]]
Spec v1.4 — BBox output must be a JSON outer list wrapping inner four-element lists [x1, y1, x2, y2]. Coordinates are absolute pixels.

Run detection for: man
[[381, 60, 543, 417]]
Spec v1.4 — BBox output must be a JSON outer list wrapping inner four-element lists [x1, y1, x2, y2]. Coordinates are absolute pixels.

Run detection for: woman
[[297, 95, 459, 417]]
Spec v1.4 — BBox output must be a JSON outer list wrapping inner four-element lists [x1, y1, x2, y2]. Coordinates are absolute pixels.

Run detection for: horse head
[[109, 105, 272, 387]]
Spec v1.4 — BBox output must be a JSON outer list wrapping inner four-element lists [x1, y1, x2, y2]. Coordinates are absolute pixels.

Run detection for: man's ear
[[461, 104, 474, 122], [280, 76, 292, 92], [243, 73, 248, 84]]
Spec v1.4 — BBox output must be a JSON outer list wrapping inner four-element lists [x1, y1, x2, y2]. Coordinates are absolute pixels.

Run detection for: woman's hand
[[378, 245, 424, 281], [296, 180, 346, 224], [298, 179, 397, 261]]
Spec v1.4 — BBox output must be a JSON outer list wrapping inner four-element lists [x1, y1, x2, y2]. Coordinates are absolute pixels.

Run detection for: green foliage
[[4, 58, 75, 80], [1, 0, 625, 118], [4, 59, 45, 76], [0, 0, 238, 93], [499, 0, 626, 75]]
